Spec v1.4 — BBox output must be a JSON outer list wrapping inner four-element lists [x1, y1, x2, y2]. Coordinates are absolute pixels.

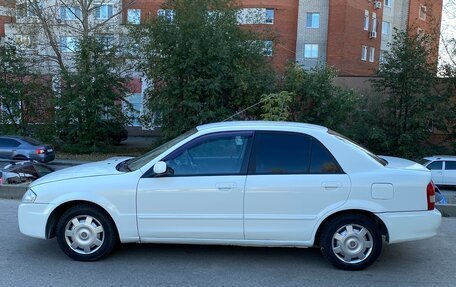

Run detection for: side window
[[0, 139, 20, 147], [427, 161, 443, 170], [165, 133, 251, 176], [310, 140, 343, 174], [251, 132, 311, 174], [445, 161, 456, 170]]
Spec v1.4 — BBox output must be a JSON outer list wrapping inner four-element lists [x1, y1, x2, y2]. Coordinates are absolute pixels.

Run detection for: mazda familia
[[18, 121, 441, 270]]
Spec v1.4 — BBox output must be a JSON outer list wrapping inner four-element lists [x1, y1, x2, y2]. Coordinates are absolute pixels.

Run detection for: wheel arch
[[45, 200, 120, 240], [313, 209, 389, 246]]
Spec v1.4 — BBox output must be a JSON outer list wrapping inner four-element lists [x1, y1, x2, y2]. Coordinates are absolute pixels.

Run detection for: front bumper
[[377, 209, 442, 244], [18, 203, 55, 239]]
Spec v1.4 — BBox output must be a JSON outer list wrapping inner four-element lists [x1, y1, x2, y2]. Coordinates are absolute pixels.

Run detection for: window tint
[[310, 140, 343, 174], [0, 138, 21, 148], [166, 134, 251, 176], [445, 161, 456, 170], [427, 161, 443, 170], [251, 132, 311, 174]]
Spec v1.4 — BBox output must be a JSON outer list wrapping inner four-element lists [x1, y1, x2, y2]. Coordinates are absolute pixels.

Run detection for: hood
[[31, 157, 132, 187], [380, 156, 429, 172]]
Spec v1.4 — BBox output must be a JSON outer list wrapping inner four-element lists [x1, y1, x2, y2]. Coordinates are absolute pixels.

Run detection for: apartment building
[[0, 0, 444, 127]]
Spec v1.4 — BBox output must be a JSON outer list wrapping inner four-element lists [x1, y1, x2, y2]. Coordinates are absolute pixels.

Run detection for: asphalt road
[[1, 200, 455, 287]]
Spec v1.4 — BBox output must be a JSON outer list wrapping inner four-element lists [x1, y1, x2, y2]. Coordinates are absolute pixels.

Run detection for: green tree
[[261, 91, 294, 121], [370, 29, 452, 158], [0, 42, 53, 136], [133, 0, 275, 140], [282, 65, 358, 132], [56, 36, 131, 148]]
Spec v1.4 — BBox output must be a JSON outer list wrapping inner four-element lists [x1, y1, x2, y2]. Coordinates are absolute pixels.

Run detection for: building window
[[96, 34, 115, 49], [124, 93, 143, 126], [127, 9, 141, 24], [157, 9, 175, 22], [237, 8, 274, 25], [384, 0, 392, 7], [60, 36, 78, 52], [14, 35, 33, 49], [265, 8, 274, 24], [306, 12, 320, 28], [16, 0, 42, 18], [304, 44, 319, 58], [382, 21, 391, 35], [369, 47, 375, 62], [364, 10, 369, 31], [372, 12, 377, 32], [380, 50, 387, 63], [361, 45, 368, 61], [95, 4, 114, 20], [419, 5, 426, 21], [263, 40, 273, 56], [60, 6, 82, 20]]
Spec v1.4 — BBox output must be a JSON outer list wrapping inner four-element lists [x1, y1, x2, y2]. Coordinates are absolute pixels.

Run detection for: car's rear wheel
[[319, 214, 382, 270], [56, 205, 117, 261]]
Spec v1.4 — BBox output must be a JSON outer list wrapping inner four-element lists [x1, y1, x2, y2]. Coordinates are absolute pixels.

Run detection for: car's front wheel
[[319, 214, 382, 270], [56, 205, 117, 261]]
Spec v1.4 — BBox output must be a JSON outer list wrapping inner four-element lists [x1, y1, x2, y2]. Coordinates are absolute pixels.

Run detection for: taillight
[[427, 181, 435, 210], [36, 148, 45, 155]]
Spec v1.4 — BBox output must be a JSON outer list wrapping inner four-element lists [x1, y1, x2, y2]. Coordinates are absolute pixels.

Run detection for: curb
[[0, 185, 27, 200]]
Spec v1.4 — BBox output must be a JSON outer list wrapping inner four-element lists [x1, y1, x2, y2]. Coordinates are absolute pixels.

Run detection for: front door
[[244, 132, 351, 242], [137, 131, 253, 240]]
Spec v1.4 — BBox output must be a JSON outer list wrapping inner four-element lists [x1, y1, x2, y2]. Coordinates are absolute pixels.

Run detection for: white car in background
[[18, 121, 441, 270], [419, 156, 456, 186]]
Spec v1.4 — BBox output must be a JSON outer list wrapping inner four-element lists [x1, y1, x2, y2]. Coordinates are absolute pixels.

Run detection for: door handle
[[322, 182, 342, 189], [216, 183, 237, 190]]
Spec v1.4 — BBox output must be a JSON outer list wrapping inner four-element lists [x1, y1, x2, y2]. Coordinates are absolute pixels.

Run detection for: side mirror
[[153, 161, 167, 175]]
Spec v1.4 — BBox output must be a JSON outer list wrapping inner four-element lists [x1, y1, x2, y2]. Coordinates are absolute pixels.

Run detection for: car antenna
[[223, 94, 277, 122]]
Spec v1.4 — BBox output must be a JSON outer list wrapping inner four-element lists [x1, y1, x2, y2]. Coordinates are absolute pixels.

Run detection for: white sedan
[[18, 121, 441, 270]]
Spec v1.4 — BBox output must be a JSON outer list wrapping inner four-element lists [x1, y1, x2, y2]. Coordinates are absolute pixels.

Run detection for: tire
[[319, 214, 382, 271], [56, 205, 117, 261]]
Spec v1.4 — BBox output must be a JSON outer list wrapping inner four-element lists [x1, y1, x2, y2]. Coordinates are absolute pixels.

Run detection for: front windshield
[[126, 128, 198, 171], [328, 130, 388, 166]]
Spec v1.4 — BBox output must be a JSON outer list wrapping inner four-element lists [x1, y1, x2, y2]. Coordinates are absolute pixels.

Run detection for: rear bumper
[[29, 153, 55, 163], [18, 203, 55, 239], [377, 209, 441, 244]]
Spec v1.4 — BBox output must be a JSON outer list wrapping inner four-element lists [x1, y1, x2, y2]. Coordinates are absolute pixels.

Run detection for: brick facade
[[326, 0, 383, 76]]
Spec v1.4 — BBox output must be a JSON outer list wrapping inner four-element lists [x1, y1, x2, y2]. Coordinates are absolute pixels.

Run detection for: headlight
[[22, 189, 37, 203]]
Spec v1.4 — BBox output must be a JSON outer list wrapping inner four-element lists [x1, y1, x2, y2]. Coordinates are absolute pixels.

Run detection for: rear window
[[21, 137, 42, 145], [328, 130, 387, 166], [445, 161, 456, 170]]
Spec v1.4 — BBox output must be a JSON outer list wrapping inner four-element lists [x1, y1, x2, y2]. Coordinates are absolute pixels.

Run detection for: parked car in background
[[0, 136, 55, 163], [419, 156, 456, 186], [0, 161, 54, 185], [18, 121, 441, 270]]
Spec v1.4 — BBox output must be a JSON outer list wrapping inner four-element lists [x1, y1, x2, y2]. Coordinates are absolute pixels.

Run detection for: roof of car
[[424, 155, 456, 161], [197, 121, 328, 132]]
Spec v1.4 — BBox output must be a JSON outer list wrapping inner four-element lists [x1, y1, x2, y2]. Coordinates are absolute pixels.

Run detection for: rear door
[[0, 138, 21, 159], [244, 131, 351, 242], [443, 161, 456, 185], [427, 161, 444, 185]]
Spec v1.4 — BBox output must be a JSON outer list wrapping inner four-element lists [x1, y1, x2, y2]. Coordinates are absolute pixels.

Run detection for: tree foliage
[[133, 0, 275, 140], [261, 91, 294, 121], [0, 42, 53, 136], [368, 29, 454, 158], [56, 37, 131, 147], [281, 65, 358, 132]]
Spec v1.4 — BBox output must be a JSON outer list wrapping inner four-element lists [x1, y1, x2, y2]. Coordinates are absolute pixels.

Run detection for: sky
[[440, 0, 456, 66]]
